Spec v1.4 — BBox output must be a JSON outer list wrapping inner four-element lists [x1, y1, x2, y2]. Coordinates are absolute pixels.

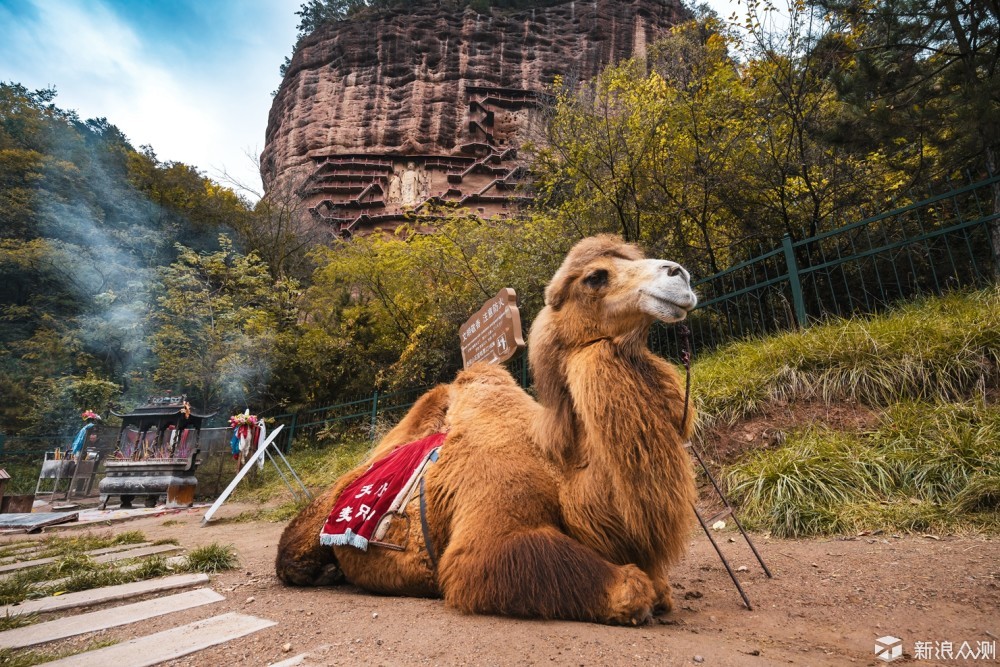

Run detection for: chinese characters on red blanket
[[320, 432, 445, 550]]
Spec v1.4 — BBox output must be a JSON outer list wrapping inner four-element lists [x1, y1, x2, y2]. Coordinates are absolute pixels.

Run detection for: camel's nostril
[[666, 265, 681, 278]]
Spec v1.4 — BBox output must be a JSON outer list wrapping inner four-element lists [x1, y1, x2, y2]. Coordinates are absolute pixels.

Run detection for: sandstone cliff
[[262, 0, 688, 236]]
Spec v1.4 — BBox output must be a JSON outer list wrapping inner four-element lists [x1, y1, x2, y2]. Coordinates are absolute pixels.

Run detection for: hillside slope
[[692, 287, 1000, 536]]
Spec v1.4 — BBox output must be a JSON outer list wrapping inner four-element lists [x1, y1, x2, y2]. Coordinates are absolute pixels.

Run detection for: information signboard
[[459, 288, 525, 368]]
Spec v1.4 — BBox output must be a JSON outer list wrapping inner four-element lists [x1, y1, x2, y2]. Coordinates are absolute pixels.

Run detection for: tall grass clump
[[694, 287, 1000, 425], [727, 401, 1000, 536], [183, 543, 238, 573]]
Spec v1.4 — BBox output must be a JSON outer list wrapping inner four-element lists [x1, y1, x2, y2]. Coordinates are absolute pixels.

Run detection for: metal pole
[[271, 444, 313, 500], [689, 441, 773, 578], [694, 505, 753, 611], [369, 390, 380, 441], [264, 447, 300, 500], [782, 234, 807, 328]]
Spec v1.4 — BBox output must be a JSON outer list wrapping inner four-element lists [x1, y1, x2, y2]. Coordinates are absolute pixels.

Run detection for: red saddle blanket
[[320, 432, 445, 550]]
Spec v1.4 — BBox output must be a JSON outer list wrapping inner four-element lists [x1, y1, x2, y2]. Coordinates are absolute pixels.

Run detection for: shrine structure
[[99, 395, 216, 509]]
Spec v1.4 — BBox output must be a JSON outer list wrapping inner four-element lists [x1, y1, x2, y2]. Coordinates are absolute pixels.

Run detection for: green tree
[[0, 82, 253, 433], [23, 373, 120, 437], [149, 237, 299, 411], [534, 12, 916, 278], [815, 0, 1000, 270], [288, 209, 567, 402]]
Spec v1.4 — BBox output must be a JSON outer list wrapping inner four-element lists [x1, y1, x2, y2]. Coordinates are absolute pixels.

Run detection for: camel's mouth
[[640, 290, 697, 322], [643, 290, 696, 311]]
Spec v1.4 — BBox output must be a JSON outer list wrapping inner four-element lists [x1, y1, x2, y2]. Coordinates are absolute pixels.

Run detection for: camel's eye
[[582, 269, 609, 289]]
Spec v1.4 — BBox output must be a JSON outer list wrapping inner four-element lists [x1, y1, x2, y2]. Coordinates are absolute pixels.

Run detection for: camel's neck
[[531, 334, 692, 472]]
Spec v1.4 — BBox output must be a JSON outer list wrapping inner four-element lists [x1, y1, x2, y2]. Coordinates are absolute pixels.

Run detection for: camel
[[275, 235, 698, 624]]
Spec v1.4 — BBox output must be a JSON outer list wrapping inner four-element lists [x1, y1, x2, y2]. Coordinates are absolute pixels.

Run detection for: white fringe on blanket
[[320, 527, 369, 551]]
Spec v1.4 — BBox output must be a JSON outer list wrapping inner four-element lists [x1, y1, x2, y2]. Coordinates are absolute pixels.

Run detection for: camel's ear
[[545, 270, 577, 311]]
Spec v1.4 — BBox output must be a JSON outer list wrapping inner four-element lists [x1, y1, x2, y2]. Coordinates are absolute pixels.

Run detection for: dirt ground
[[24, 501, 998, 667]]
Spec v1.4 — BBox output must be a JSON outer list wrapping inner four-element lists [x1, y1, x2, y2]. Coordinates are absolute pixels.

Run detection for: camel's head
[[540, 235, 697, 343]]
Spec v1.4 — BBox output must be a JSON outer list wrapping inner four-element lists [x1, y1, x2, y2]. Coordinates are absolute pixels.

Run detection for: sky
[[0, 0, 301, 199], [0, 0, 749, 202]]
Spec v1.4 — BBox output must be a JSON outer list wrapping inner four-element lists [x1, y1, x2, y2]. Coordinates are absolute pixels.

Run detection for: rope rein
[[677, 323, 692, 433]]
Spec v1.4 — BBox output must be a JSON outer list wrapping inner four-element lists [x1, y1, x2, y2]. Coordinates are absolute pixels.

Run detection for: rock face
[[262, 0, 688, 236]]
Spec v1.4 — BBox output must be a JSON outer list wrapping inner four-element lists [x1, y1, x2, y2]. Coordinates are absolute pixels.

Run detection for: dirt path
[[30, 503, 996, 667]]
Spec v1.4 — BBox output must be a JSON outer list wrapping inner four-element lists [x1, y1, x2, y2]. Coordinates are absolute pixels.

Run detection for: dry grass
[[726, 401, 1000, 537], [694, 287, 999, 426], [232, 435, 370, 504]]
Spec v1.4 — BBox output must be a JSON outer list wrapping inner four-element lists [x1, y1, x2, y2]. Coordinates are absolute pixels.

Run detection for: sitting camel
[[275, 235, 698, 624]]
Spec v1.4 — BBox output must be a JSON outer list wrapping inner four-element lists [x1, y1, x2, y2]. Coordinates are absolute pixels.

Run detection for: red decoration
[[320, 432, 445, 550]]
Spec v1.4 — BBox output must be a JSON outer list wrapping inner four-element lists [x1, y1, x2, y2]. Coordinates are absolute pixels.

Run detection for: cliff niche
[[262, 0, 688, 236]]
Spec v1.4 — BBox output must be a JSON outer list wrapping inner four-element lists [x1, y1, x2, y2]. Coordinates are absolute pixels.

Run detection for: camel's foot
[[652, 572, 675, 615], [654, 587, 674, 615], [603, 564, 655, 626], [275, 484, 347, 587]]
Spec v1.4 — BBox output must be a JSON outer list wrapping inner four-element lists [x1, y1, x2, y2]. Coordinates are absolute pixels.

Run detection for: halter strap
[[418, 449, 440, 569]]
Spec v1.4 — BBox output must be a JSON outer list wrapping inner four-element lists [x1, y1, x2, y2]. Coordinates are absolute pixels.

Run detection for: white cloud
[[696, 0, 793, 46], [0, 0, 299, 200]]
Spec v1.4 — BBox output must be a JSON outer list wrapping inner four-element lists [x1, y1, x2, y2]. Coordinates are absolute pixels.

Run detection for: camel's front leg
[[438, 525, 656, 625]]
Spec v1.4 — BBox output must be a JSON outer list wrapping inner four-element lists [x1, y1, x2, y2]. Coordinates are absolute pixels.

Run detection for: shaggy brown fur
[[276, 235, 698, 624]]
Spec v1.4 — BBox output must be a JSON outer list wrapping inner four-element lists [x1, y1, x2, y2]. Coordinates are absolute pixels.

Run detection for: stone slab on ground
[[0, 587, 225, 649], [0, 572, 210, 616], [0, 554, 58, 574], [268, 644, 332, 667], [0, 542, 159, 577], [81, 541, 154, 556], [0, 542, 45, 561], [90, 543, 181, 564], [73, 504, 211, 527], [42, 612, 277, 667], [0, 512, 78, 533]]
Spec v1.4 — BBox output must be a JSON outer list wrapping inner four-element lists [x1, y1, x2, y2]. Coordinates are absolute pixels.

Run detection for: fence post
[[782, 234, 808, 328], [286, 413, 297, 453], [369, 390, 380, 441]]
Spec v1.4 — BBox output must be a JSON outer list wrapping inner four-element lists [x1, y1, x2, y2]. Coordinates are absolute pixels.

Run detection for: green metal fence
[[267, 354, 534, 452], [650, 172, 998, 359], [0, 434, 69, 460], [249, 174, 1000, 451]]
